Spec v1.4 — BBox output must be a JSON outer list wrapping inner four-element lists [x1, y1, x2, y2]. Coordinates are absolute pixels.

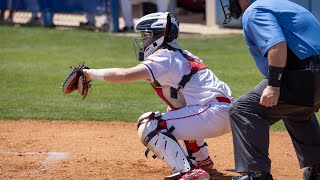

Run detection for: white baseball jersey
[[140, 49, 233, 107]]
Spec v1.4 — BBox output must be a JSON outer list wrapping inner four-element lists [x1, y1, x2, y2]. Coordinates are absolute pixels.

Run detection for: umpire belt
[[305, 55, 320, 72]]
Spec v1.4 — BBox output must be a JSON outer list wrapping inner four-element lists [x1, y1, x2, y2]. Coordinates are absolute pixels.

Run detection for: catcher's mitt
[[62, 63, 92, 100], [77, 73, 92, 100]]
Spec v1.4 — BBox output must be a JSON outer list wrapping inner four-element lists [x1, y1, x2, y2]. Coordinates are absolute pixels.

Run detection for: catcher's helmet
[[219, 0, 242, 24], [132, 12, 180, 61]]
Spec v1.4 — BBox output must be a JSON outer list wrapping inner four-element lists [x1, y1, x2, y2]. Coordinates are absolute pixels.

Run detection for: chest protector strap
[[171, 53, 208, 99]]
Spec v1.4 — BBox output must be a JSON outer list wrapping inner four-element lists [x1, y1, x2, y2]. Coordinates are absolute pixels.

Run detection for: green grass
[[0, 26, 318, 130]]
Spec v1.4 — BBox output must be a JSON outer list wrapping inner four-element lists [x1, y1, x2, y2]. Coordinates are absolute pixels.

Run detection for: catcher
[[63, 12, 233, 180]]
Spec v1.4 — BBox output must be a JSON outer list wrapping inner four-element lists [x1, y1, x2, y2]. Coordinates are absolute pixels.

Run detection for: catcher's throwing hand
[[62, 63, 92, 100], [259, 86, 280, 107]]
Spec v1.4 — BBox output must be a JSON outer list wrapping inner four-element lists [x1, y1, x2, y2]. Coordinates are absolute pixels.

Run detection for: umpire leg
[[229, 78, 320, 173], [229, 80, 276, 173], [284, 71, 320, 168], [284, 113, 320, 168]]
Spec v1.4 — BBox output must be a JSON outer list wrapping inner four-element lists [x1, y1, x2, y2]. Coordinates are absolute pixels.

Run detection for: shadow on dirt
[[208, 169, 234, 180]]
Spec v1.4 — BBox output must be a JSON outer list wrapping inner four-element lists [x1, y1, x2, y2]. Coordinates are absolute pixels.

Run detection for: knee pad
[[137, 111, 162, 145], [137, 112, 191, 173]]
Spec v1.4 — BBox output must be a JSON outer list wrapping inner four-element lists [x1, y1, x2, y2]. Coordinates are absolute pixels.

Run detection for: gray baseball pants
[[229, 72, 320, 173]]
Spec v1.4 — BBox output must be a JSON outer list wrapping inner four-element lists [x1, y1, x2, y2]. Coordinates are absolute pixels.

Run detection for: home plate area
[[0, 120, 304, 180]]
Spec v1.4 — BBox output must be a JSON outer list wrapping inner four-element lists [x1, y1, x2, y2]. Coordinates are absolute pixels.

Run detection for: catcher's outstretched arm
[[83, 65, 150, 83]]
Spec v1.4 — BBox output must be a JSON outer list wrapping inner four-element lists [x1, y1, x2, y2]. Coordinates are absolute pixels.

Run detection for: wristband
[[268, 66, 284, 87]]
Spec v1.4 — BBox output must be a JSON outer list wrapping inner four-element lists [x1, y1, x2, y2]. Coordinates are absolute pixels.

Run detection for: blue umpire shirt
[[242, 0, 320, 77]]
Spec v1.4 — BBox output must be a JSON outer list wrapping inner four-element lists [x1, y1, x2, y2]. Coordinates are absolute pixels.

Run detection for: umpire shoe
[[303, 164, 320, 180], [232, 172, 273, 180]]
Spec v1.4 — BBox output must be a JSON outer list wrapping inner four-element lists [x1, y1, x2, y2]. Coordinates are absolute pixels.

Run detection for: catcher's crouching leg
[[184, 140, 214, 171], [137, 112, 210, 180]]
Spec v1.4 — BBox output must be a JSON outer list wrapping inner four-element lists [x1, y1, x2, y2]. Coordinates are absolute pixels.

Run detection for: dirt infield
[[0, 120, 303, 180]]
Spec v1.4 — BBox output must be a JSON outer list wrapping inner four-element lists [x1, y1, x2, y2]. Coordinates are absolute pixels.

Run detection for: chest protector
[[151, 53, 208, 110]]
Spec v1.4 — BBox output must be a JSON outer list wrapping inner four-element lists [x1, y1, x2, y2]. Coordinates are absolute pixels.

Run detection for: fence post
[[110, 0, 119, 32], [206, 0, 217, 26]]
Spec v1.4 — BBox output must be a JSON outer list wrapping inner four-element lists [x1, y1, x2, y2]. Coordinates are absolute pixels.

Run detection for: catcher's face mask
[[219, 0, 242, 24], [132, 30, 164, 61], [132, 13, 179, 61]]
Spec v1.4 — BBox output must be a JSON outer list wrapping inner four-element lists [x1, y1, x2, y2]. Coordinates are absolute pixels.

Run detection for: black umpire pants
[[229, 70, 320, 173]]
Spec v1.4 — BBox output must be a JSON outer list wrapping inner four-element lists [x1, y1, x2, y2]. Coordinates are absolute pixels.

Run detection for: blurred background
[[1, 0, 319, 34]]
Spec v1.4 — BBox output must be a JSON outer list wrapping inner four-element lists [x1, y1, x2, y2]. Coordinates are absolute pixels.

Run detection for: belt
[[305, 55, 320, 72], [216, 97, 232, 103]]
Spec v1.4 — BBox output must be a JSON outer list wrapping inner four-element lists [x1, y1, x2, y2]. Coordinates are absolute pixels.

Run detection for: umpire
[[219, 0, 320, 179]]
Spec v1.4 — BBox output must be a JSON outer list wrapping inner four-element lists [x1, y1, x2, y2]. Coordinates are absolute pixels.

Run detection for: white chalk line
[[0, 151, 70, 173]]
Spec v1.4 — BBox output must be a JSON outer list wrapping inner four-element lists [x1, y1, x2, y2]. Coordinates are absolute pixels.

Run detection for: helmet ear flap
[[167, 33, 178, 42], [164, 14, 178, 42]]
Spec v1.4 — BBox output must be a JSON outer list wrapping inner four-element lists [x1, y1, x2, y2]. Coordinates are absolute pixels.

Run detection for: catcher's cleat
[[164, 169, 210, 180], [164, 172, 183, 180], [197, 156, 214, 171], [303, 164, 320, 180], [232, 172, 273, 180], [180, 168, 210, 180]]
